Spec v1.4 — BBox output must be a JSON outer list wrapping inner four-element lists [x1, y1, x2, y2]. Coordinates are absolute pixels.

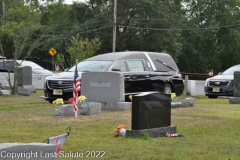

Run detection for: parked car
[[0, 59, 53, 75], [42, 51, 184, 103], [16, 60, 54, 75], [204, 64, 240, 98]]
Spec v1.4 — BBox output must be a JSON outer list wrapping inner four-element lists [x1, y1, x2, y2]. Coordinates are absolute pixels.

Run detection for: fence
[[180, 72, 212, 96]]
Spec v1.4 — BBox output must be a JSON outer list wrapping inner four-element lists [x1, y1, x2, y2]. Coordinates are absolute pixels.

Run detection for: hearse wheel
[[163, 84, 173, 94]]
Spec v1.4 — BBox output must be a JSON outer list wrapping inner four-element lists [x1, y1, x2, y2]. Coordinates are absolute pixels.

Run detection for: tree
[[67, 0, 187, 62], [179, 0, 240, 73], [0, 1, 55, 94], [67, 34, 101, 65]]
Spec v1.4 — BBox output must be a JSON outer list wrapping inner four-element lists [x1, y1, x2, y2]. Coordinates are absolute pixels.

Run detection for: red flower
[[68, 98, 74, 104]]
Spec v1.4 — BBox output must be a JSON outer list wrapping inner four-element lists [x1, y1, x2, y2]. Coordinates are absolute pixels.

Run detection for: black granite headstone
[[132, 92, 171, 130]]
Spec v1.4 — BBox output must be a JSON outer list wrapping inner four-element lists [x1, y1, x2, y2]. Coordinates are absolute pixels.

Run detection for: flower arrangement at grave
[[171, 93, 178, 102], [53, 98, 64, 106], [129, 95, 132, 101], [68, 98, 74, 105], [166, 132, 183, 137], [78, 95, 87, 108], [53, 98, 64, 112], [113, 125, 126, 137]]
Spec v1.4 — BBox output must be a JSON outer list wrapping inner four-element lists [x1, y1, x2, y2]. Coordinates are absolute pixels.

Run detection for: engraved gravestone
[[81, 72, 125, 102], [16, 66, 36, 95], [131, 92, 171, 130], [0, 143, 56, 160], [233, 71, 240, 97], [229, 71, 240, 103], [126, 92, 177, 137]]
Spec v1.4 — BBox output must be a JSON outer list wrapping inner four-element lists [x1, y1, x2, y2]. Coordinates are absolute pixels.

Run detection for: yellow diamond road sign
[[49, 48, 57, 57]]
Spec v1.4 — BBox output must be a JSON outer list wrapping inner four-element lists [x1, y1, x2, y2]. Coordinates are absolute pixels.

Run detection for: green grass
[[0, 91, 240, 160]]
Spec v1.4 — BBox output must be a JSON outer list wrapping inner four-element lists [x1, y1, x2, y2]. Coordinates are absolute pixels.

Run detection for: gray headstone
[[0, 143, 56, 160], [181, 97, 195, 107], [53, 104, 75, 117], [0, 90, 10, 96], [234, 71, 240, 97], [229, 97, 240, 104], [17, 66, 32, 86], [101, 102, 132, 110], [17, 87, 30, 96], [81, 72, 125, 102], [80, 102, 101, 115]]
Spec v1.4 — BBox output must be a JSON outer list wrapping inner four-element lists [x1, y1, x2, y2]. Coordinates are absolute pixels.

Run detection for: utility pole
[[2, 0, 4, 26], [112, 0, 117, 52]]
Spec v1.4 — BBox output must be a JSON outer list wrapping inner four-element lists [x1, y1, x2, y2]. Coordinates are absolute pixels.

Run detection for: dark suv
[[42, 51, 184, 103], [204, 64, 240, 98]]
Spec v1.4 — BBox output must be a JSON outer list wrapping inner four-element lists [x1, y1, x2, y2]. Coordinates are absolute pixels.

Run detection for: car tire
[[163, 84, 173, 94], [208, 95, 218, 98], [48, 99, 53, 103]]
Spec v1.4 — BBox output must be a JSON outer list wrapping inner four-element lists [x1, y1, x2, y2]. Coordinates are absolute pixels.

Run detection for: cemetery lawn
[[0, 90, 240, 160]]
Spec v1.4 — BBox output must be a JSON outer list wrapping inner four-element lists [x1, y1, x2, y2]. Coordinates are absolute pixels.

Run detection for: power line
[[40, 21, 240, 35], [116, 23, 240, 31], [43, 24, 112, 36], [117, 11, 240, 21]]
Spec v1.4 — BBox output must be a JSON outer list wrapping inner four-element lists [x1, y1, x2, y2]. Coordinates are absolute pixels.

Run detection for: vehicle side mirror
[[218, 72, 222, 75], [64, 68, 69, 72], [112, 68, 121, 72]]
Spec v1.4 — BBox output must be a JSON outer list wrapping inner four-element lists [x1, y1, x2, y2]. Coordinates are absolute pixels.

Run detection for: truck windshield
[[68, 61, 113, 72]]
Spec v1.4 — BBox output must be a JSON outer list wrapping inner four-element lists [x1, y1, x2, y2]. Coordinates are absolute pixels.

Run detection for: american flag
[[208, 70, 213, 77], [48, 133, 69, 156], [73, 64, 80, 116]]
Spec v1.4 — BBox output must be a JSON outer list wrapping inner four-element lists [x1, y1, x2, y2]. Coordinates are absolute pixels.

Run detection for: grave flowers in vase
[[53, 98, 75, 117], [77, 95, 101, 115], [170, 92, 182, 108], [78, 95, 87, 108], [53, 98, 64, 108], [171, 93, 178, 102]]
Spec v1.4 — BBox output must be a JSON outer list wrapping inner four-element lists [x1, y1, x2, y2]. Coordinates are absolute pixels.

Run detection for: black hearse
[[43, 51, 184, 103]]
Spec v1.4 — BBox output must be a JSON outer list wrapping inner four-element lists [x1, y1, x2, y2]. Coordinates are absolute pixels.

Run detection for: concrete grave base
[[126, 126, 177, 138], [17, 87, 30, 96], [0, 143, 56, 160], [171, 97, 195, 108], [0, 90, 10, 96], [229, 97, 240, 104], [181, 97, 195, 107], [22, 85, 36, 93], [53, 104, 75, 117], [80, 102, 101, 115], [171, 102, 182, 108], [101, 102, 132, 110]]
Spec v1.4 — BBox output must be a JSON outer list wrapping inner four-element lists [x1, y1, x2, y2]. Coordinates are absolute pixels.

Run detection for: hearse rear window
[[126, 60, 145, 72]]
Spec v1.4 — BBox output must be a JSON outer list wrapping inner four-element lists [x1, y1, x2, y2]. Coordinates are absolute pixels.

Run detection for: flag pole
[[75, 111, 77, 118], [75, 61, 78, 118], [73, 61, 80, 118]]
